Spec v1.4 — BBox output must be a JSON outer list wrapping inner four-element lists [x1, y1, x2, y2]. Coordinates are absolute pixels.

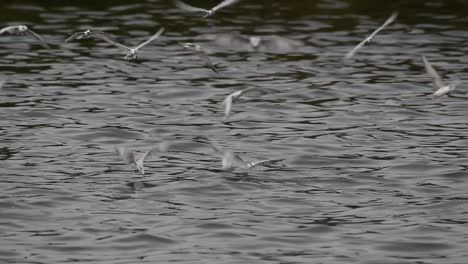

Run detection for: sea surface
[[1, 0, 468, 263]]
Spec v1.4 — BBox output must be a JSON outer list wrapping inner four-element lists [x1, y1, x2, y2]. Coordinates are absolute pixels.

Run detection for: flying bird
[[210, 143, 280, 174], [174, 0, 240, 18], [422, 56, 458, 97], [115, 147, 152, 175], [64, 29, 115, 43], [344, 12, 398, 59], [223, 87, 270, 118], [183, 42, 220, 75], [93, 27, 164, 61], [0, 25, 50, 49], [209, 33, 302, 53]]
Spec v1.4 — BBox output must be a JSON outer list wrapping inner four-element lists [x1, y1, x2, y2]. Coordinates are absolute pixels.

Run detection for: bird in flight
[[223, 87, 271, 118], [115, 147, 153, 175], [344, 12, 398, 59], [183, 43, 220, 75], [422, 56, 458, 97], [93, 27, 165, 61], [209, 33, 302, 53], [64, 29, 115, 43], [210, 143, 280, 174], [174, 0, 240, 18], [0, 25, 50, 49]]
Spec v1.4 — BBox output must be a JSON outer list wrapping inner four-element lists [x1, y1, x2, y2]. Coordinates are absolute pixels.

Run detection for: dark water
[[1, 0, 468, 263]]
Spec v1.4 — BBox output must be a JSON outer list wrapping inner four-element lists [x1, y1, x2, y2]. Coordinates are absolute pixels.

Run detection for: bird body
[[422, 56, 457, 97], [115, 147, 152, 175]]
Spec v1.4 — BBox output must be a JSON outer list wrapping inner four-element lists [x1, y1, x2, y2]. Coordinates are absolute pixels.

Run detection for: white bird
[[209, 33, 302, 53], [174, 0, 240, 18], [0, 25, 50, 49], [223, 87, 270, 118], [183, 42, 220, 75], [422, 56, 458, 97], [210, 143, 280, 174], [93, 27, 165, 61], [115, 147, 152, 175], [344, 12, 398, 59], [64, 29, 115, 43]]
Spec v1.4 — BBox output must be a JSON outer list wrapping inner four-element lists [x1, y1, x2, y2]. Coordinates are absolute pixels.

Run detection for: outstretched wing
[[369, 12, 398, 40], [422, 56, 445, 90], [93, 34, 130, 51], [174, 0, 209, 13], [25, 29, 51, 49], [0, 25, 19, 35], [135, 27, 165, 50], [212, 0, 240, 12], [64, 32, 83, 43], [115, 147, 136, 165], [194, 48, 220, 75], [246, 159, 282, 169], [344, 38, 368, 59]]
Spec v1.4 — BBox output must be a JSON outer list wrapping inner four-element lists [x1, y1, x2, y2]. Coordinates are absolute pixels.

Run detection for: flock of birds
[[0, 0, 461, 177]]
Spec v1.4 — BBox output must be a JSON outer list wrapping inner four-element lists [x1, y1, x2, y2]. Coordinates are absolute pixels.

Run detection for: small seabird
[[344, 12, 398, 59], [211, 143, 280, 174], [208, 33, 302, 53], [64, 29, 115, 43], [174, 0, 239, 18], [115, 147, 152, 175], [93, 27, 164, 61], [223, 87, 270, 118], [422, 56, 458, 97], [0, 25, 50, 49], [183, 43, 220, 75]]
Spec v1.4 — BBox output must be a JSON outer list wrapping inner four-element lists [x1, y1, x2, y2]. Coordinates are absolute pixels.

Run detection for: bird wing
[[194, 49, 220, 75], [223, 93, 236, 117], [212, 0, 240, 12], [344, 38, 368, 59], [211, 33, 251, 50], [246, 158, 282, 168], [135, 27, 165, 50], [93, 34, 130, 51], [422, 56, 445, 89], [25, 29, 51, 49], [0, 25, 18, 35], [368, 12, 398, 39], [64, 32, 83, 43], [115, 147, 136, 164], [261, 36, 302, 53], [174, 0, 208, 13]]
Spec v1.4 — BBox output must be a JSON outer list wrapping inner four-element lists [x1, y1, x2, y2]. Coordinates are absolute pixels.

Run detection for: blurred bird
[[344, 12, 398, 59], [422, 56, 458, 97], [0, 25, 50, 49], [183, 42, 220, 75], [115, 147, 152, 175], [174, 0, 239, 18], [223, 87, 271, 118], [210, 143, 280, 174], [208, 33, 302, 53], [64, 29, 115, 43], [93, 27, 164, 61]]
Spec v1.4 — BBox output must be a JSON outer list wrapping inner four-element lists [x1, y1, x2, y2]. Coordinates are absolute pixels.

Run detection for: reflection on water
[[1, 0, 468, 263]]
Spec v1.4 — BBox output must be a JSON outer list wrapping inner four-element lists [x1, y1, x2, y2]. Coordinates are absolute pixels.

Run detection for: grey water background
[[1, 0, 468, 263]]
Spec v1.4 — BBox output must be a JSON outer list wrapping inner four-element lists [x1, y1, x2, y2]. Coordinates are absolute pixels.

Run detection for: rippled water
[[1, 0, 468, 263]]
